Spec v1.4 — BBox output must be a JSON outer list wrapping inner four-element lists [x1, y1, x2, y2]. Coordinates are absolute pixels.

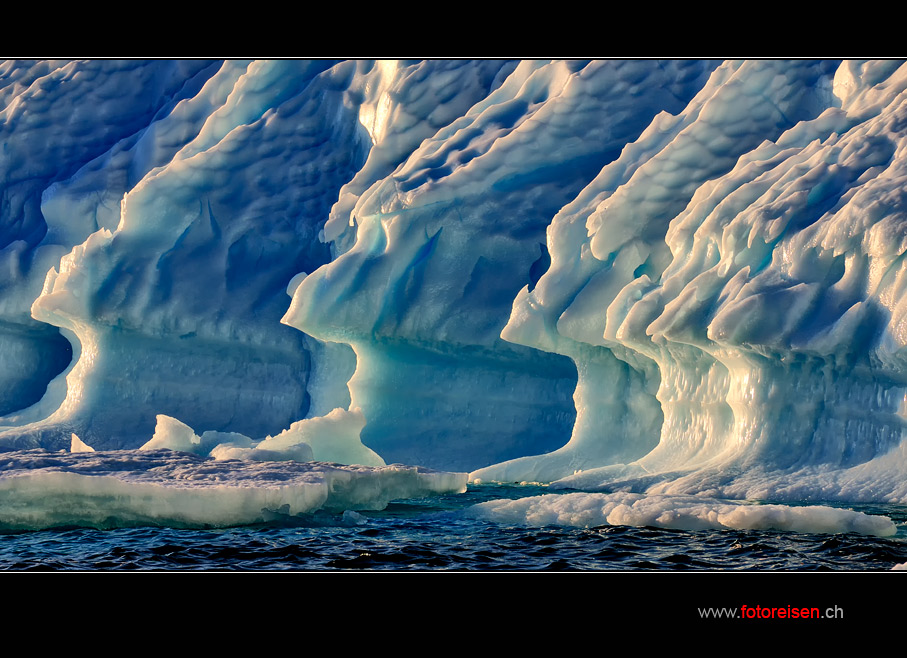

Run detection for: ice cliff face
[[285, 60, 718, 469], [4, 59, 907, 501]]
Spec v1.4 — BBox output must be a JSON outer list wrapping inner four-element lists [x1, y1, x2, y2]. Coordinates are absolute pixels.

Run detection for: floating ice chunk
[[140, 415, 206, 455], [69, 433, 94, 453], [258, 407, 384, 467], [139, 410, 381, 467], [342, 509, 368, 525], [465, 492, 896, 537]]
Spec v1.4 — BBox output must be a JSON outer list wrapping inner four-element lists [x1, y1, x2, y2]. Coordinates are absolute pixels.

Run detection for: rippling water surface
[[1, 484, 906, 571]]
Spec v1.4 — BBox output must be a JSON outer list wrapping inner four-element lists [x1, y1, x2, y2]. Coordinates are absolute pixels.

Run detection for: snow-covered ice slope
[[4, 59, 907, 505]]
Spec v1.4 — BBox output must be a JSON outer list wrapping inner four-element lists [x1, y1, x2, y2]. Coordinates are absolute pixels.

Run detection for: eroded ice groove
[[0, 60, 220, 418], [464, 492, 897, 537], [0, 449, 465, 530], [323, 59, 519, 256], [286, 60, 718, 471]]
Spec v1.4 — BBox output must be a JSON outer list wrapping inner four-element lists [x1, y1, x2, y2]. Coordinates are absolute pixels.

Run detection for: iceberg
[[0, 59, 906, 532]]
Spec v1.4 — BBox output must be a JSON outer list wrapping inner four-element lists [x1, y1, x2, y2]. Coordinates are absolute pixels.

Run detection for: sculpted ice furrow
[[615, 61, 907, 487], [0, 60, 220, 417], [323, 59, 518, 254]]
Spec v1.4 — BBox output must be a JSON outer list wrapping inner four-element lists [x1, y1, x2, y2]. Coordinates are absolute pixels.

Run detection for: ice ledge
[[0, 448, 467, 530]]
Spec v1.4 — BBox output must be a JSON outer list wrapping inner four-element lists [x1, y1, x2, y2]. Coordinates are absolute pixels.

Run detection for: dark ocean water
[[1, 484, 905, 572]]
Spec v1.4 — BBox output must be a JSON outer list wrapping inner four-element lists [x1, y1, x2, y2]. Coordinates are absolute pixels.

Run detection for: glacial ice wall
[[478, 59, 907, 498], [284, 59, 719, 469], [0, 60, 221, 417], [3, 59, 907, 503], [0, 59, 516, 452]]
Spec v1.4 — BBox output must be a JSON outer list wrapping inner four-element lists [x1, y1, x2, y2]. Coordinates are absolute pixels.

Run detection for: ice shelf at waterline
[[0, 449, 466, 530], [2, 59, 907, 505]]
